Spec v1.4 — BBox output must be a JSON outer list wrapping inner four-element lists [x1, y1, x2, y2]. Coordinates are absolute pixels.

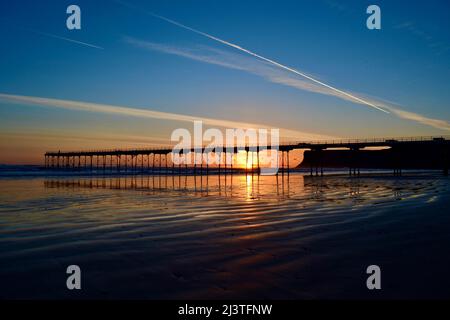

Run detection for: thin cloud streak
[[0, 130, 171, 147], [29, 29, 104, 50], [358, 95, 450, 131], [126, 39, 358, 104], [0, 93, 334, 141], [128, 39, 450, 132], [1, 20, 104, 49], [384, 106, 450, 131]]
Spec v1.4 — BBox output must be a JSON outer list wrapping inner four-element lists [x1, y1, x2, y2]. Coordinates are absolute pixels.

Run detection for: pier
[[44, 135, 450, 176]]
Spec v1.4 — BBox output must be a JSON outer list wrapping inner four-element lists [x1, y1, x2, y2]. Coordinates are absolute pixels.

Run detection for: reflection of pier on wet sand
[[44, 173, 428, 203], [44, 174, 296, 198]]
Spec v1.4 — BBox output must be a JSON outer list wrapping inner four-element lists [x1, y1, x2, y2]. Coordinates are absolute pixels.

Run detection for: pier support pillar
[[152, 153, 155, 171], [246, 150, 249, 174], [287, 151, 290, 175], [257, 149, 260, 174]]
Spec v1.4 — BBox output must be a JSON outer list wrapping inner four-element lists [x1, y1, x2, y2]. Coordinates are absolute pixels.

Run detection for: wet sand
[[0, 173, 449, 299]]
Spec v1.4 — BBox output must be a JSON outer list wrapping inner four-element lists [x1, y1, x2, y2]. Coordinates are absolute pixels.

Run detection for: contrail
[[151, 14, 388, 113], [116, 1, 389, 113], [128, 39, 450, 131], [0, 19, 104, 50], [29, 29, 104, 50]]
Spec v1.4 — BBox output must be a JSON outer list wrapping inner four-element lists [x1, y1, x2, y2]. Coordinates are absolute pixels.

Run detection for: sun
[[234, 150, 256, 169]]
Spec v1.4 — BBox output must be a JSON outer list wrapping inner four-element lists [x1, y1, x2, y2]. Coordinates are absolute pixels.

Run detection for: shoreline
[[0, 165, 446, 179]]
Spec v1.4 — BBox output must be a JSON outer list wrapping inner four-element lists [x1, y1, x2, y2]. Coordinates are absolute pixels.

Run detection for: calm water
[[1, 171, 450, 299]]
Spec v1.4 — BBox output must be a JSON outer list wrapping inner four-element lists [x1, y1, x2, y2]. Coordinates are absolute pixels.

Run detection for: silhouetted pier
[[44, 136, 450, 176]]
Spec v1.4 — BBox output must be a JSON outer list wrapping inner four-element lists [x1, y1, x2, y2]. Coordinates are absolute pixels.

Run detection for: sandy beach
[[0, 171, 449, 299]]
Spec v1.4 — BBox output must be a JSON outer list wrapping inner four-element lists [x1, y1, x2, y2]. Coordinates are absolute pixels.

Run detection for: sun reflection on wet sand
[[0, 173, 449, 299]]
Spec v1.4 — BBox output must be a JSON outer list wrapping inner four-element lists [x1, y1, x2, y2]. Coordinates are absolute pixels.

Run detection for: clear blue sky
[[0, 0, 449, 163]]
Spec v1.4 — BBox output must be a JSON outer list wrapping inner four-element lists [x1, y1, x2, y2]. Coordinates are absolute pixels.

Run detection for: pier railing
[[45, 135, 450, 156]]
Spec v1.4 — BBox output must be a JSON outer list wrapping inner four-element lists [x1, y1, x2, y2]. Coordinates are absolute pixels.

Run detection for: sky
[[0, 0, 449, 164]]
